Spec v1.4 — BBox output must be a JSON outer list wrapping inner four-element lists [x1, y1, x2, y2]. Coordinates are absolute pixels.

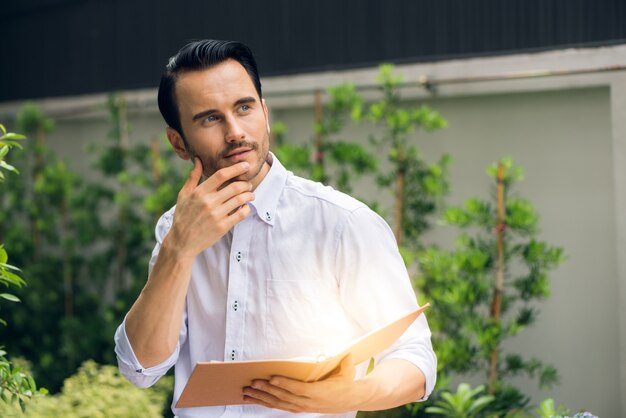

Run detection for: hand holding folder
[[176, 303, 430, 408]]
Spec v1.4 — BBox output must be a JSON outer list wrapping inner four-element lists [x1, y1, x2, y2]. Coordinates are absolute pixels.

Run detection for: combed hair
[[157, 39, 262, 136]]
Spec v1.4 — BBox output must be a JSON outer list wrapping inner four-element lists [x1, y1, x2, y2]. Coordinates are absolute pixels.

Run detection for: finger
[[340, 354, 355, 370], [243, 386, 303, 413], [212, 180, 254, 213], [202, 161, 250, 192], [243, 394, 300, 414], [214, 180, 253, 204], [267, 376, 312, 398], [253, 379, 309, 402], [220, 191, 255, 215], [179, 157, 203, 198], [220, 202, 252, 230], [335, 354, 356, 379], [322, 355, 355, 380]]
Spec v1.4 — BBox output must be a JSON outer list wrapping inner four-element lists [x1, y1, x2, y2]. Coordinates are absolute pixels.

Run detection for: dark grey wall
[[2, 0, 625, 101]]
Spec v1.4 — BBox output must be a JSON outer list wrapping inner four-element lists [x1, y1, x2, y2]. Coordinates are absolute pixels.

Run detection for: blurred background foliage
[[0, 361, 172, 417], [0, 65, 573, 417]]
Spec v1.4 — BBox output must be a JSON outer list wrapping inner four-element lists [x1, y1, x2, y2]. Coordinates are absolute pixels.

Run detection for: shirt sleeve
[[335, 206, 437, 401], [114, 209, 188, 388]]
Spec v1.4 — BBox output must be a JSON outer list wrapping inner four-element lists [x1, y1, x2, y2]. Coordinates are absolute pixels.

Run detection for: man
[[114, 39, 436, 418]]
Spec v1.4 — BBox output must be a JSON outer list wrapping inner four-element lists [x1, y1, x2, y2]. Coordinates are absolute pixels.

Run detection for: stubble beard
[[184, 134, 270, 186]]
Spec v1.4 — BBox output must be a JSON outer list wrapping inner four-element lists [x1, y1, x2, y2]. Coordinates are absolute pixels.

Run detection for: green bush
[[426, 383, 494, 418], [0, 360, 172, 418]]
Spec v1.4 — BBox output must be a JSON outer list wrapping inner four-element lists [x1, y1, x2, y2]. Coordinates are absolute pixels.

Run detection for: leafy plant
[[0, 123, 47, 411], [2, 109, 110, 390], [425, 383, 494, 418], [535, 398, 570, 418], [275, 65, 449, 246], [359, 63, 448, 247], [274, 84, 377, 195], [1, 99, 183, 399], [0, 361, 172, 417], [0, 124, 25, 182], [416, 158, 565, 414], [0, 245, 24, 324]]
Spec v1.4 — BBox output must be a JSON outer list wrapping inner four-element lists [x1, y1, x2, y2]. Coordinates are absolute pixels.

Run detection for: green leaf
[[537, 398, 556, 418], [0, 293, 20, 302], [0, 269, 26, 287], [0, 140, 24, 149], [425, 406, 452, 415], [19, 397, 26, 413], [0, 160, 18, 173], [3, 133, 26, 140], [0, 262, 21, 272]]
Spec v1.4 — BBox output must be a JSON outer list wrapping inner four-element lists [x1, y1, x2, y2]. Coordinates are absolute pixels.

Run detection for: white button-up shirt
[[115, 153, 436, 418]]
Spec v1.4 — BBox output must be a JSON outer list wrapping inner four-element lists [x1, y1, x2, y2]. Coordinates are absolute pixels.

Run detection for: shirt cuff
[[378, 350, 437, 401], [114, 318, 179, 388]]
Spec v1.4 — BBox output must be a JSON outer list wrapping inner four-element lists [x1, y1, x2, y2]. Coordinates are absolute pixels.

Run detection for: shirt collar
[[249, 152, 289, 226]]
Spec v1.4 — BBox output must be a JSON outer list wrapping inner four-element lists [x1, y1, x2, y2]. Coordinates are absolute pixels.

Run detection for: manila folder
[[176, 303, 429, 408]]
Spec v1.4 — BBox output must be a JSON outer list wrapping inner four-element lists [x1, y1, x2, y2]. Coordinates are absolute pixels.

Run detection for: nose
[[224, 115, 245, 142]]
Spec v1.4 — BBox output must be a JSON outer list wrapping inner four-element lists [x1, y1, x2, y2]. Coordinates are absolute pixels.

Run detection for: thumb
[[336, 354, 356, 379], [180, 158, 203, 197]]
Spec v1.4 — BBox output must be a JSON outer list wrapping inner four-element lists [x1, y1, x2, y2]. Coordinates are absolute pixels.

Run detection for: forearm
[[352, 358, 426, 411], [125, 237, 194, 368]]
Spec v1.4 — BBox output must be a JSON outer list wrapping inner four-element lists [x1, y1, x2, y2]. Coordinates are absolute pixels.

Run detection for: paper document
[[176, 303, 429, 408]]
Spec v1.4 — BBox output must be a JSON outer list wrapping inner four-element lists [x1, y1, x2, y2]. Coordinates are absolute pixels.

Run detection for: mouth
[[224, 148, 253, 161]]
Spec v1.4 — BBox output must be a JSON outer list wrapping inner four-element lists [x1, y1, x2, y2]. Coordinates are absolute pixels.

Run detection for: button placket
[[224, 220, 251, 364]]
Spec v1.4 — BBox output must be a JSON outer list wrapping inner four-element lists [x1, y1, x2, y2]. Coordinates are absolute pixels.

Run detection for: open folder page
[[176, 303, 429, 408]]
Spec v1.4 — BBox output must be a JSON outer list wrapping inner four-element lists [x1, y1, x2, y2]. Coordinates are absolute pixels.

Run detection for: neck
[[250, 160, 271, 191]]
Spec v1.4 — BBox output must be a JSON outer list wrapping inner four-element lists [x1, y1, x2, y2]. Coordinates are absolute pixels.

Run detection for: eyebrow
[[191, 96, 258, 122]]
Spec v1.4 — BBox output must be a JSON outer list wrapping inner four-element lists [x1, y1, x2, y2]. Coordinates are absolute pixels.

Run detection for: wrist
[[161, 233, 195, 264], [350, 374, 382, 411]]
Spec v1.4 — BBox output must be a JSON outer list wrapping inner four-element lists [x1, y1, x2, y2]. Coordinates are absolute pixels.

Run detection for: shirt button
[[230, 350, 236, 360], [236, 251, 242, 262], [265, 212, 272, 221], [232, 300, 239, 311]]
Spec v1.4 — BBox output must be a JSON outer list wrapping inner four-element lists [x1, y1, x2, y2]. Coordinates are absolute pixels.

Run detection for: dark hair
[[157, 39, 263, 136]]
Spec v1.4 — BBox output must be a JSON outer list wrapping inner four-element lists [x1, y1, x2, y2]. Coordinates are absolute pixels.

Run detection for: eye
[[239, 104, 251, 113], [204, 114, 219, 123]]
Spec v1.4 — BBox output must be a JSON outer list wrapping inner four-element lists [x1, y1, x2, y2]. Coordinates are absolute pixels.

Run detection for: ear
[[166, 127, 190, 160], [262, 98, 271, 134]]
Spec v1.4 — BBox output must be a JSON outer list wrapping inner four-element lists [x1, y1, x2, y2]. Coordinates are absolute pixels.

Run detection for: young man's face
[[167, 59, 270, 188]]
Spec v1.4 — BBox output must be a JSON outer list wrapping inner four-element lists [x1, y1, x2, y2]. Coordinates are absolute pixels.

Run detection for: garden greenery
[[0, 123, 47, 412], [1, 98, 183, 402], [0, 361, 172, 418], [414, 159, 564, 416]]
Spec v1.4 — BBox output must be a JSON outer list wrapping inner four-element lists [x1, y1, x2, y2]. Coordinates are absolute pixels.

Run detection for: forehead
[[174, 59, 258, 112]]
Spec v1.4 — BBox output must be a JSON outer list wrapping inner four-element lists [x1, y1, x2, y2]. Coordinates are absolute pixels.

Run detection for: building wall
[[1, 45, 624, 416], [2, 0, 626, 101]]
